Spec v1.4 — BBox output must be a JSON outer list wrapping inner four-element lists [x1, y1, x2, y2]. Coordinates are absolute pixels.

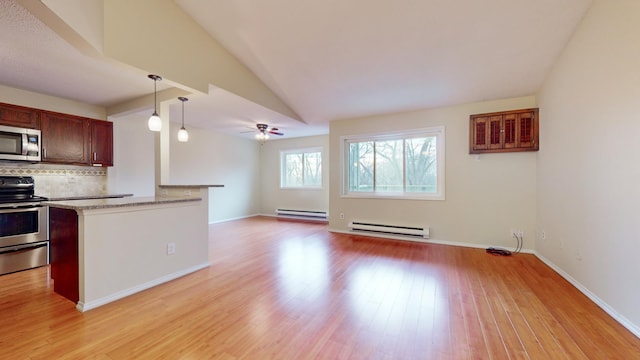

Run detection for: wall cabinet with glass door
[[469, 108, 539, 154]]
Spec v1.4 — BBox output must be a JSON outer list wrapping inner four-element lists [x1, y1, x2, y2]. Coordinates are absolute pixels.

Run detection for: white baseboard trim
[[76, 262, 210, 312], [209, 214, 260, 224], [533, 252, 640, 339], [327, 228, 535, 254]]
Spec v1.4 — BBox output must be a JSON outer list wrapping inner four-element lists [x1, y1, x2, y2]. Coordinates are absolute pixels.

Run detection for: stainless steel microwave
[[0, 124, 41, 162]]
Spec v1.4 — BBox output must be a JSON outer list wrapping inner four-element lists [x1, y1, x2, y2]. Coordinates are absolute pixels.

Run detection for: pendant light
[[147, 74, 162, 132], [177, 97, 189, 142]]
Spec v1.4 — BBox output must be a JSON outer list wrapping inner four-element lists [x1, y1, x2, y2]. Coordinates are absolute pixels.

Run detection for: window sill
[[341, 193, 445, 201], [280, 187, 324, 191]]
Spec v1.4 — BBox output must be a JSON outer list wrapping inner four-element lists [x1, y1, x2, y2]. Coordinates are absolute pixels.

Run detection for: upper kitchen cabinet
[[41, 111, 113, 167], [41, 111, 91, 165], [469, 108, 539, 154], [0, 102, 39, 129], [90, 119, 113, 167]]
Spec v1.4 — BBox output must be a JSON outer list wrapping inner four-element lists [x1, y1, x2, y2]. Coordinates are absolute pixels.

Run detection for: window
[[343, 126, 445, 200], [281, 148, 323, 188]]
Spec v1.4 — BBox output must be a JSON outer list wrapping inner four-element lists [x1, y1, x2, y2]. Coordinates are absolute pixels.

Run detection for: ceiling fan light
[[178, 127, 189, 142], [148, 112, 162, 131]]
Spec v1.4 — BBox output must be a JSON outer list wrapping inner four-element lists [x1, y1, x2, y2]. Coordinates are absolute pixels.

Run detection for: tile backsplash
[[0, 163, 107, 198]]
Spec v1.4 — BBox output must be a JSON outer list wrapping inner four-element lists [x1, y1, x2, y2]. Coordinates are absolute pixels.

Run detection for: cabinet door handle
[[43, 148, 46, 158], [93, 152, 97, 161]]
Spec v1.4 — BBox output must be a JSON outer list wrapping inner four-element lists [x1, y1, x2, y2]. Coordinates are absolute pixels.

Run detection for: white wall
[[259, 135, 330, 215], [107, 113, 155, 196], [0, 83, 104, 119], [536, 0, 640, 335], [167, 123, 261, 223], [330, 96, 538, 250]]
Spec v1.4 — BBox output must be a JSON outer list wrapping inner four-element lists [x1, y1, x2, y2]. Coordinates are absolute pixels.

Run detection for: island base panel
[[49, 207, 79, 303]]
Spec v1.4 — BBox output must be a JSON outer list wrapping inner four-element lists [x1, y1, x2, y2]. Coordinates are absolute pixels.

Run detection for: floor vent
[[276, 209, 328, 221], [349, 221, 430, 239]]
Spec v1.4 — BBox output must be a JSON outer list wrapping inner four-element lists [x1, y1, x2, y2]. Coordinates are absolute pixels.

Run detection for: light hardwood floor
[[1, 216, 639, 359]]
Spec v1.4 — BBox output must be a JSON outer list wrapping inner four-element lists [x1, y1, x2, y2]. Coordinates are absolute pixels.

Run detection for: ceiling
[[0, 0, 593, 140]]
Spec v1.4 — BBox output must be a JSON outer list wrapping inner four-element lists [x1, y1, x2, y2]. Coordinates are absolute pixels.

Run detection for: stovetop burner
[[0, 195, 49, 204], [0, 176, 47, 204]]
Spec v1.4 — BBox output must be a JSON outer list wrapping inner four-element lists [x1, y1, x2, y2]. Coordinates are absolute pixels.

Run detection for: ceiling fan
[[246, 123, 284, 140]]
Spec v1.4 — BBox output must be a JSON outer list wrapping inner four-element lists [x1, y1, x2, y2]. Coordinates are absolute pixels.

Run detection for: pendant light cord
[[154, 78, 158, 114]]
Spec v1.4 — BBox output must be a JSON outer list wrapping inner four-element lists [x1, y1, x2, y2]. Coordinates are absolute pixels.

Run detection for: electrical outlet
[[340, 212, 345, 220], [167, 242, 176, 255], [183, 189, 192, 196], [541, 231, 546, 240]]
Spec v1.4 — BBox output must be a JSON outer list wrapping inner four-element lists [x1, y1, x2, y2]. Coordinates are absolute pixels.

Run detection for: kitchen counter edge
[[46, 194, 134, 201], [44, 196, 201, 211]]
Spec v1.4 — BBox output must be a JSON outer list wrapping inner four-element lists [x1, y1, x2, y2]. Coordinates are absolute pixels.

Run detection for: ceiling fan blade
[[269, 130, 284, 136]]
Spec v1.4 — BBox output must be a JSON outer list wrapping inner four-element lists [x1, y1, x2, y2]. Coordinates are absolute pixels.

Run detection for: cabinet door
[[41, 111, 90, 165], [503, 113, 517, 149], [488, 115, 503, 150], [0, 102, 39, 129], [91, 120, 113, 166], [471, 116, 489, 151], [517, 110, 537, 149]]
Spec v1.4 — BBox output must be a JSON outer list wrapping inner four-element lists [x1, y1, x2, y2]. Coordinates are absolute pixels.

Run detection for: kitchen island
[[47, 185, 220, 311]]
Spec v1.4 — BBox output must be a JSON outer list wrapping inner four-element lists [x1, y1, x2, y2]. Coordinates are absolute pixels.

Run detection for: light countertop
[[45, 196, 201, 211], [45, 193, 134, 201]]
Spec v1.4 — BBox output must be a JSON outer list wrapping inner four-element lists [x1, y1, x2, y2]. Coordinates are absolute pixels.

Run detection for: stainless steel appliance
[[0, 125, 41, 162], [0, 176, 49, 275]]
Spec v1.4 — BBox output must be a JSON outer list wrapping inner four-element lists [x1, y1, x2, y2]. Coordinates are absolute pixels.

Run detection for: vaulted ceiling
[[0, 0, 593, 139]]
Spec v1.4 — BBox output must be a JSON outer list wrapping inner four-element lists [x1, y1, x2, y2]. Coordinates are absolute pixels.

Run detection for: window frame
[[341, 126, 445, 200], [280, 147, 324, 189]]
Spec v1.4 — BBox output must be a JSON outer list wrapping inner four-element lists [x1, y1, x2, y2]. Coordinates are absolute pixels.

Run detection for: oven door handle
[[0, 241, 47, 255], [0, 204, 42, 212]]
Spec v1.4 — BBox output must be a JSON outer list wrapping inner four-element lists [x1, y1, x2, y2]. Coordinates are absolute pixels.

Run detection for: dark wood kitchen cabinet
[[41, 111, 91, 165], [41, 111, 113, 166], [49, 207, 79, 303], [0, 102, 39, 129], [91, 119, 113, 166], [469, 108, 539, 154]]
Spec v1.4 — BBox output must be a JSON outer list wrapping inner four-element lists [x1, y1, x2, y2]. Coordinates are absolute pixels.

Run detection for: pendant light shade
[[148, 74, 162, 132], [177, 96, 189, 142]]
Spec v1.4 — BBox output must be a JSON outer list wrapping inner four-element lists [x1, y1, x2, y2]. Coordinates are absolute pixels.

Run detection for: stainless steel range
[[0, 176, 49, 275]]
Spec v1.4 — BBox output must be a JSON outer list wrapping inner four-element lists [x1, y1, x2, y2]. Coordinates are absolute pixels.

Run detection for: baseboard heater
[[348, 221, 430, 239], [276, 209, 328, 221]]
